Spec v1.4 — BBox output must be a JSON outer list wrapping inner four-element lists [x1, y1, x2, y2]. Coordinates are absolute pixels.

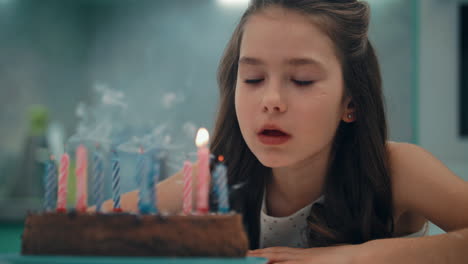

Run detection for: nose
[[261, 81, 287, 114]]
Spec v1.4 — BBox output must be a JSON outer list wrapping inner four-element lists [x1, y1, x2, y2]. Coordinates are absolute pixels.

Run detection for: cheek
[[234, 86, 249, 128], [235, 85, 253, 115], [297, 94, 342, 133]]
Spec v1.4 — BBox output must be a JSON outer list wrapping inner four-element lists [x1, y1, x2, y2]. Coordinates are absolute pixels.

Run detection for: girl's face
[[235, 6, 350, 168]]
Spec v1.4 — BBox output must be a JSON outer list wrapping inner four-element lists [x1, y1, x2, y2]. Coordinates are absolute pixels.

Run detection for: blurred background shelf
[[0, 199, 41, 222]]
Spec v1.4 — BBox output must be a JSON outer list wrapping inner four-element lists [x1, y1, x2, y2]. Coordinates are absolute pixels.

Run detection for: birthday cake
[[21, 211, 249, 257], [22, 127, 245, 257]]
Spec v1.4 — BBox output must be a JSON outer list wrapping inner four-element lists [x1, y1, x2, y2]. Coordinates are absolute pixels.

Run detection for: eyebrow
[[238, 56, 325, 69]]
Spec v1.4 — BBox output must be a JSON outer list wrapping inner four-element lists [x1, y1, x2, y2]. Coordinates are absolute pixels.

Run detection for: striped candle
[[182, 160, 193, 214], [75, 144, 88, 212], [111, 150, 122, 212], [213, 157, 229, 213], [92, 150, 104, 212], [43, 156, 57, 211], [57, 152, 70, 212]]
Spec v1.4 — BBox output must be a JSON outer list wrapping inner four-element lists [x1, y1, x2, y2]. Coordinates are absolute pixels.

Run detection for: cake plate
[[0, 254, 268, 264]]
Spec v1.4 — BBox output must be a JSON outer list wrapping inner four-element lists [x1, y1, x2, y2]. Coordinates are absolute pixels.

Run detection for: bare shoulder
[[386, 141, 436, 182], [386, 141, 468, 232]]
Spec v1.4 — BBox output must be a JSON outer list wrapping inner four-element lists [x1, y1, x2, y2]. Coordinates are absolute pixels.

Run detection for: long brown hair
[[210, 0, 393, 249]]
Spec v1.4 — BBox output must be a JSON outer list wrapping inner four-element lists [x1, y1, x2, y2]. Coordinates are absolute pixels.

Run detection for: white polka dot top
[[259, 192, 429, 249], [259, 192, 324, 249]]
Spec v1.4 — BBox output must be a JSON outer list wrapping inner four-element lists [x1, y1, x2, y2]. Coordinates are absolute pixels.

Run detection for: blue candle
[[43, 156, 57, 211], [136, 147, 152, 214], [111, 150, 122, 212], [92, 150, 104, 212], [213, 156, 229, 213]]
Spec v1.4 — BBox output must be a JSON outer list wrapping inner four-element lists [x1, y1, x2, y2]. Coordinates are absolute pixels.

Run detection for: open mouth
[[257, 129, 291, 145], [260, 129, 289, 137]]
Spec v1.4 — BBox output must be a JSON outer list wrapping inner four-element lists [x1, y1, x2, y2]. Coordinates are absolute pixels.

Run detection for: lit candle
[[92, 148, 104, 212], [111, 149, 122, 212], [75, 144, 88, 212], [214, 156, 229, 214], [196, 128, 210, 214], [182, 159, 193, 215], [57, 152, 70, 212], [43, 155, 57, 212]]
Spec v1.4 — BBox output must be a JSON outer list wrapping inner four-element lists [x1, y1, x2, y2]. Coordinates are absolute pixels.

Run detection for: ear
[[341, 97, 356, 123]]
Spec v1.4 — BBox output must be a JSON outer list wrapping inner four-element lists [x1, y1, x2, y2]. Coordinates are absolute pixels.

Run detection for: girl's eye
[[292, 79, 314, 86], [245, 79, 264, 84]]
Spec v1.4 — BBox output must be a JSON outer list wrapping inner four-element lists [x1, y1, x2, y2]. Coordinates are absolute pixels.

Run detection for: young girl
[[101, 0, 468, 263]]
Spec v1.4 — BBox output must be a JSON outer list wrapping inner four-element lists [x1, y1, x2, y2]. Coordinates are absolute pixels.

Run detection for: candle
[[195, 128, 210, 214], [151, 155, 160, 213], [182, 160, 193, 215], [92, 148, 104, 212], [213, 156, 229, 213], [111, 149, 122, 212], [75, 144, 88, 212], [57, 152, 70, 212], [43, 155, 57, 212], [136, 147, 151, 214]]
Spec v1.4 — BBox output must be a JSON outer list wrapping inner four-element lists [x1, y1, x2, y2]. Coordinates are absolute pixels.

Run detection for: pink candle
[[195, 128, 210, 214], [75, 144, 88, 212], [182, 160, 193, 215], [57, 152, 70, 213]]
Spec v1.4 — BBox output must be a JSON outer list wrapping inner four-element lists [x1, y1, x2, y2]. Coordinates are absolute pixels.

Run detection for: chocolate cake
[[21, 212, 249, 257]]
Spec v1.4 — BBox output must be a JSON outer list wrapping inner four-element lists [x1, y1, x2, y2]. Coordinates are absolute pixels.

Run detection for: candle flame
[[218, 155, 224, 162], [195, 128, 209, 147]]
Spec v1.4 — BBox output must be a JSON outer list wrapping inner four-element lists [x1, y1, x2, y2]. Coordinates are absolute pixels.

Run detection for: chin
[[255, 154, 292, 168]]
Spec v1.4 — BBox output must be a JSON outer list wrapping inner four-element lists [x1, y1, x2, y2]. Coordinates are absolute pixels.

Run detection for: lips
[[257, 124, 291, 145]]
